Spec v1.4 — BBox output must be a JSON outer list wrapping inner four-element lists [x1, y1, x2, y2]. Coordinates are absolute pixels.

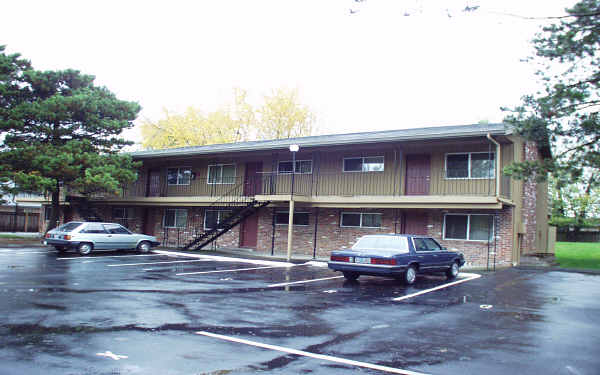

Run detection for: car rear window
[[352, 236, 409, 253], [56, 222, 84, 232]]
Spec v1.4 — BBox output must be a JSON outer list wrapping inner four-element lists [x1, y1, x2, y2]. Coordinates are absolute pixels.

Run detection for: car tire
[[137, 241, 151, 253], [54, 246, 67, 253], [403, 265, 417, 285], [446, 261, 460, 279], [343, 272, 359, 281], [78, 243, 93, 256]]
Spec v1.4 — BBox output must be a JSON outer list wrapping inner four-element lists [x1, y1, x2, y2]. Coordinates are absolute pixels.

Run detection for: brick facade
[[521, 141, 540, 253]]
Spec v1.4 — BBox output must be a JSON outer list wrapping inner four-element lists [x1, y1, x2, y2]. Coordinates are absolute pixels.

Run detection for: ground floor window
[[44, 206, 54, 221], [112, 207, 135, 220], [163, 209, 188, 228], [340, 212, 382, 228], [274, 211, 310, 226], [204, 210, 233, 230], [444, 214, 494, 241]]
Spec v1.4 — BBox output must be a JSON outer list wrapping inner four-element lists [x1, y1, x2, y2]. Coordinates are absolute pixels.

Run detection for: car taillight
[[371, 258, 397, 265], [331, 255, 350, 262], [64, 235, 71, 240], [45, 233, 50, 239]]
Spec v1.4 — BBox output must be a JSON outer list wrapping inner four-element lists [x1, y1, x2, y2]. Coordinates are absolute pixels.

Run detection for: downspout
[[486, 133, 501, 198]]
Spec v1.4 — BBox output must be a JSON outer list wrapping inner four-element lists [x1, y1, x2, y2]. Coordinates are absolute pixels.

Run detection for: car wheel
[[53, 246, 67, 253], [137, 241, 151, 253], [343, 272, 360, 281], [404, 265, 417, 285], [78, 243, 93, 256], [446, 261, 460, 279]]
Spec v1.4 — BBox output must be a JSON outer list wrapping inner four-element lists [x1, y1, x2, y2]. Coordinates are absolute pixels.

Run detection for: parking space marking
[[108, 260, 211, 267], [392, 272, 481, 302], [177, 265, 289, 276], [154, 249, 295, 267], [268, 276, 344, 288], [196, 331, 429, 375], [56, 254, 171, 260]]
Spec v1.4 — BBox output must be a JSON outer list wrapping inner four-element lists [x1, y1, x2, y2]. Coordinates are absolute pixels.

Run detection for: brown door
[[244, 162, 263, 196], [147, 170, 161, 197], [240, 212, 259, 248], [402, 212, 428, 235], [143, 208, 154, 235], [405, 154, 430, 195]]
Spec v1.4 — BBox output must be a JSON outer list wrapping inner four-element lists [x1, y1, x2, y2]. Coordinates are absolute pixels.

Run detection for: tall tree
[[503, 0, 600, 182], [0, 46, 141, 229], [140, 87, 315, 149]]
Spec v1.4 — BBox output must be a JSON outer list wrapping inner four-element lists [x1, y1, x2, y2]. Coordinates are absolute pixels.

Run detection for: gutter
[[486, 133, 501, 199]]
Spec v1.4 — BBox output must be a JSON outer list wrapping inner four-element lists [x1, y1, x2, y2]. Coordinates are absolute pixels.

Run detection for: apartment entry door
[[147, 170, 161, 197], [405, 154, 430, 195], [244, 162, 263, 196], [240, 212, 259, 248], [401, 211, 428, 235]]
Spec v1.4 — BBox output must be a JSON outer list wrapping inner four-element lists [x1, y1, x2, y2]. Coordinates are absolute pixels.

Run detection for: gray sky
[[1, 0, 573, 144]]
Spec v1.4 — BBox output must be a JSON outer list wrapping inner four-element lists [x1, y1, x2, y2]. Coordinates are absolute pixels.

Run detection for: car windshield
[[352, 236, 410, 254], [55, 222, 84, 232]]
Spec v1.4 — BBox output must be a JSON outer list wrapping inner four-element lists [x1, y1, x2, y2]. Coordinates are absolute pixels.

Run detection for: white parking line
[[56, 254, 169, 260], [268, 276, 344, 288], [153, 250, 295, 267], [177, 265, 289, 276], [392, 273, 481, 302], [108, 260, 211, 267], [196, 331, 429, 375]]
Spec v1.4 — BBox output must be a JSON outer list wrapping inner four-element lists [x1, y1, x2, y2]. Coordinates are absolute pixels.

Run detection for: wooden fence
[[0, 212, 40, 232]]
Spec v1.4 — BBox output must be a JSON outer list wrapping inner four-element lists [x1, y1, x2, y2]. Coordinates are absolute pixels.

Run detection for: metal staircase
[[182, 179, 270, 251]]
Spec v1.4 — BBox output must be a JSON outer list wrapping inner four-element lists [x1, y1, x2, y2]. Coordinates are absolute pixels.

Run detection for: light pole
[[287, 144, 299, 262]]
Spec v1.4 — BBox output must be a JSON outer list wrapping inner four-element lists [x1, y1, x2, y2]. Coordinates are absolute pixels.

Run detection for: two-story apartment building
[[36, 123, 550, 267]]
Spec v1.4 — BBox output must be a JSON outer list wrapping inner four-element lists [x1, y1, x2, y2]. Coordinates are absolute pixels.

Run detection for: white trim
[[340, 212, 383, 228], [342, 156, 385, 173], [277, 160, 313, 175], [167, 166, 193, 185], [274, 211, 310, 226], [207, 164, 236, 185], [443, 213, 495, 241], [444, 152, 495, 180]]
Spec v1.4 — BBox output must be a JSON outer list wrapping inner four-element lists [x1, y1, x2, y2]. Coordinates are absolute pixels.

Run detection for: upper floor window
[[443, 214, 494, 241], [208, 164, 236, 184], [167, 167, 192, 185], [164, 209, 188, 228], [278, 160, 313, 174], [446, 152, 495, 179], [340, 212, 382, 228], [343, 156, 384, 172]]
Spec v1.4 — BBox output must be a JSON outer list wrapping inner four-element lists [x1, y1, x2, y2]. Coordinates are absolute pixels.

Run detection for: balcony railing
[[103, 171, 512, 200]]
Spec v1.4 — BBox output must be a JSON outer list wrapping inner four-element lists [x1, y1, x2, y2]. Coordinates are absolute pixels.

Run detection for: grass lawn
[[555, 241, 600, 270], [0, 234, 39, 240]]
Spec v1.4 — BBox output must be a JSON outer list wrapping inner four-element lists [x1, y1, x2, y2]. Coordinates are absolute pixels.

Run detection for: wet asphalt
[[0, 246, 599, 375]]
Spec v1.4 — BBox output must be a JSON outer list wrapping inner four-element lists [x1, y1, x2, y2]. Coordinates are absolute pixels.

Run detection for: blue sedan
[[328, 234, 465, 284]]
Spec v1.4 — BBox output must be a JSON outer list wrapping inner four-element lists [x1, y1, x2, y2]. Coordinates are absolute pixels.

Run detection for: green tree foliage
[[141, 88, 315, 150], [503, 0, 600, 183], [549, 170, 600, 231], [0, 45, 141, 229]]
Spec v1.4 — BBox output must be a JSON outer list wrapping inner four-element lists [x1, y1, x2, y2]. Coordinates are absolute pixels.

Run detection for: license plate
[[354, 257, 371, 264]]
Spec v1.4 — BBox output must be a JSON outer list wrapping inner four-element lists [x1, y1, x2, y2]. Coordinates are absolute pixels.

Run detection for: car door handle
[[107, 235, 112, 237]]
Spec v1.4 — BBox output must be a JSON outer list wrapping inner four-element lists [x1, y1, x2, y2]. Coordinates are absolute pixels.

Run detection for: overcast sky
[[1, 0, 573, 145]]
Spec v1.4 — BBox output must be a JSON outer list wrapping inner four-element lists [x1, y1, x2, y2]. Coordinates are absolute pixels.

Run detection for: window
[[413, 237, 442, 251], [44, 207, 54, 221], [164, 209, 188, 228], [81, 223, 107, 234], [343, 156, 384, 172], [112, 207, 135, 219], [204, 210, 233, 230], [103, 224, 131, 234], [208, 164, 236, 184], [352, 236, 409, 253], [340, 212, 382, 228], [274, 211, 310, 226], [278, 160, 313, 174], [446, 152, 495, 179], [443, 214, 494, 241], [167, 167, 192, 185]]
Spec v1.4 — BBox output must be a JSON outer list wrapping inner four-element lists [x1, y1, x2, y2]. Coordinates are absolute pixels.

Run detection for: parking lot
[[1, 246, 599, 375]]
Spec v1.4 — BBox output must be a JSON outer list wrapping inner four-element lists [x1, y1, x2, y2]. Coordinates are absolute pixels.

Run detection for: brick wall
[[521, 141, 539, 253]]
